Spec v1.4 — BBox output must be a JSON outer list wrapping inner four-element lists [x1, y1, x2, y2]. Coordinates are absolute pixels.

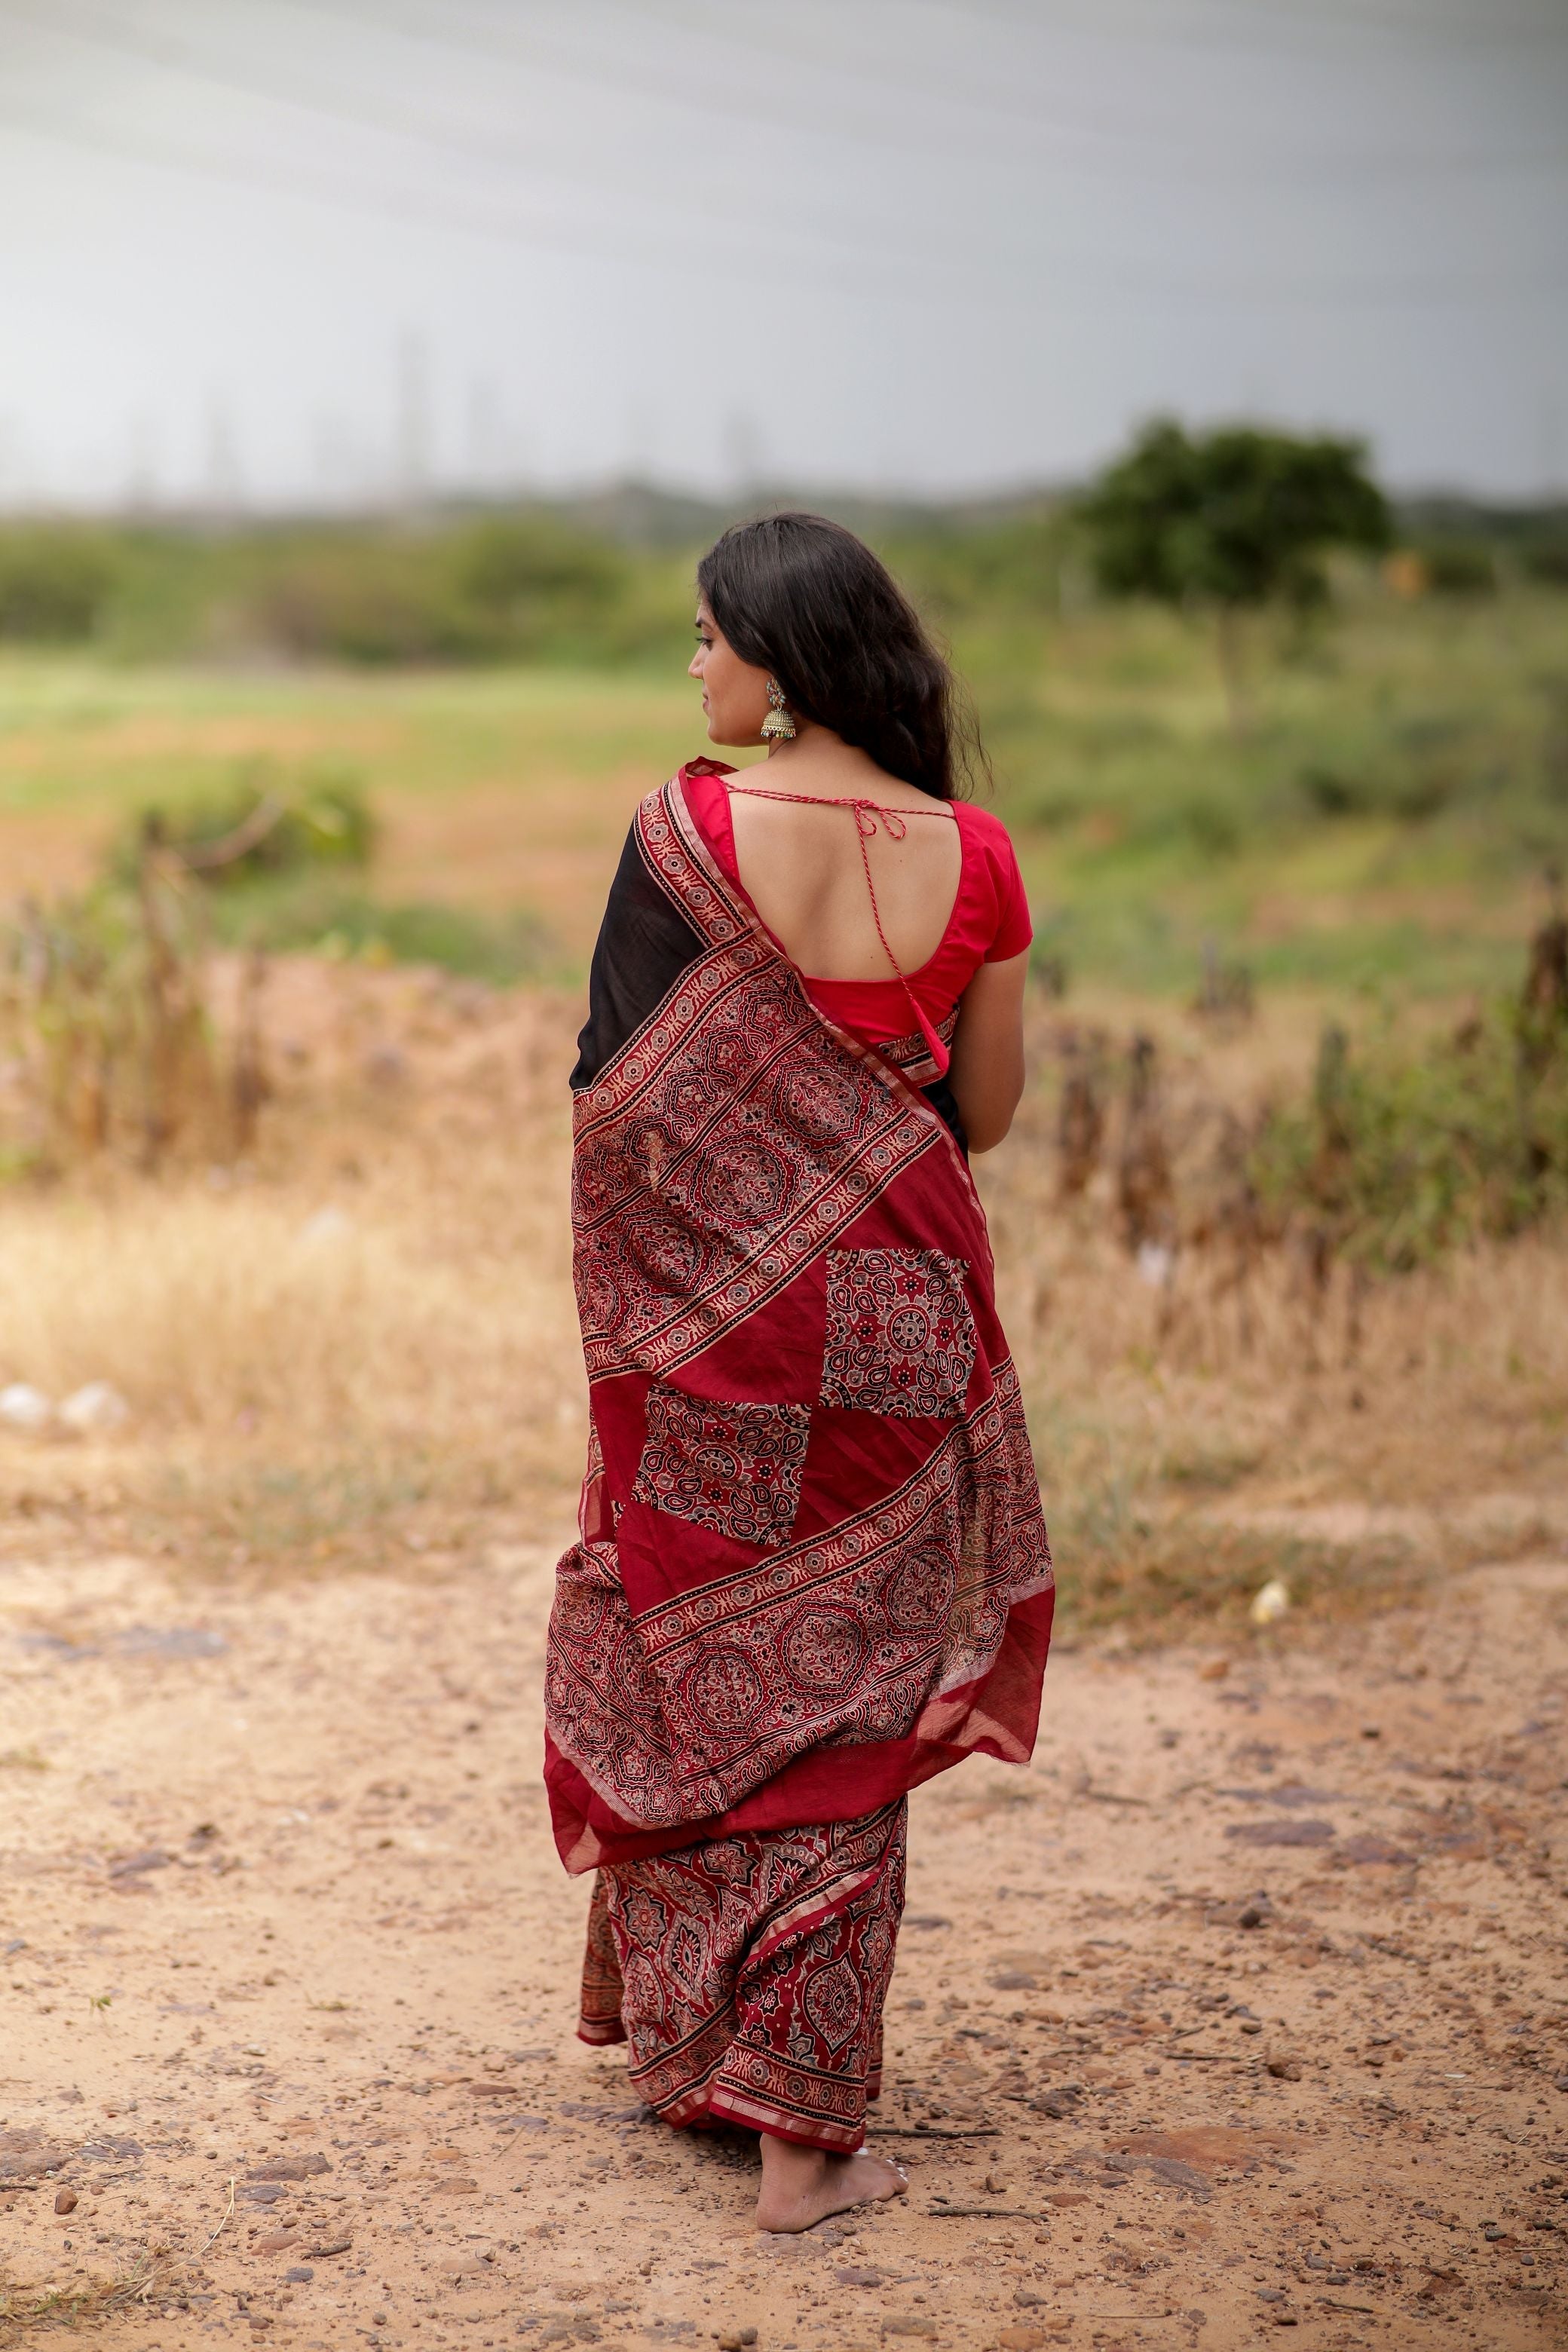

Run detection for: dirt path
[[2, 1533, 1564, 2351]]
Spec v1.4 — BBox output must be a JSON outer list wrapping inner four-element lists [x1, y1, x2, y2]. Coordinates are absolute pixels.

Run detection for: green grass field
[[2, 582, 1563, 997]]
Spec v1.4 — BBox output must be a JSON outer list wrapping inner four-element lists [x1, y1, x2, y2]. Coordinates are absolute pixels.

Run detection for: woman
[[545, 513, 1053, 2234]]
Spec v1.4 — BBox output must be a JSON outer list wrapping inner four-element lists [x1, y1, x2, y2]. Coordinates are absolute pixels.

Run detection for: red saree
[[546, 767, 1052, 2148]]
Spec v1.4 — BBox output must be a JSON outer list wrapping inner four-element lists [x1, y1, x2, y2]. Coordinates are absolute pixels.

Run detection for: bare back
[[725, 766, 961, 982]]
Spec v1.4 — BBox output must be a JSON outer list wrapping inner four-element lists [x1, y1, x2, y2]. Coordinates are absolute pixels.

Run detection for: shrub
[[247, 541, 492, 666], [450, 516, 629, 651], [0, 859, 261, 1171], [1418, 541, 1498, 596], [0, 528, 120, 642], [1250, 922, 1568, 1271], [115, 767, 377, 887], [1524, 540, 1568, 588]]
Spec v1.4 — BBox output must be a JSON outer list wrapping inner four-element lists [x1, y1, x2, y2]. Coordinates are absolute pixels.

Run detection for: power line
[[4, 95, 1563, 311], [954, 0, 1568, 52], [317, 0, 1568, 185], [0, 0, 877, 256], [0, 97, 874, 288], [5, 0, 1561, 283]]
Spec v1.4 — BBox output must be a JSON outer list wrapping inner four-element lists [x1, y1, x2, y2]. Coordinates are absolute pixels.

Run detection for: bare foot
[[755, 2135, 908, 2233]]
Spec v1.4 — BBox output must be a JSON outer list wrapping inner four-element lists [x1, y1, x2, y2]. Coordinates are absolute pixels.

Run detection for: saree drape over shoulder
[[546, 765, 1052, 2148]]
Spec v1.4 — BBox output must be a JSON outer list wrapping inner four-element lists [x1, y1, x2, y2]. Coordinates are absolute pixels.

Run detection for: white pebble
[[1249, 1576, 1291, 1626], [58, 1381, 131, 1436], [0, 1383, 53, 1434], [298, 1207, 354, 1246]]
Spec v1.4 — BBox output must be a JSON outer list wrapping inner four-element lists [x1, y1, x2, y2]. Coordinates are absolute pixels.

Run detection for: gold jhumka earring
[[761, 677, 796, 741]]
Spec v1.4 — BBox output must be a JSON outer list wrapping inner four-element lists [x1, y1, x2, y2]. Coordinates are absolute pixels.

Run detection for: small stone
[[1227, 1820, 1335, 1848], [998, 2332, 1047, 2352], [1238, 1905, 1264, 1931], [1199, 1658, 1230, 1682], [1360, 1724, 1381, 1739], [283, 2267, 314, 2284], [1266, 2054, 1303, 2081], [109, 1847, 172, 1881], [837, 2268, 884, 2286], [299, 1206, 355, 1246], [1239, 2020, 1263, 2035], [255, 2233, 299, 2255], [1033, 2089, 1082, 2121], [54, 2188, 78, 2214], [58, 1382, 130, 1436], [247, 2153, 331, 2181], [306, 2237, 351, 2258], [1012, 2286, 1046, 2308], [0, 1383, 52, 1434], [1249, 1578, 1291, 1626]]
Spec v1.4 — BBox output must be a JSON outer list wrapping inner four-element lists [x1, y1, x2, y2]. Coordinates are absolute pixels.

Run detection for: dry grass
[[0, 961, 1564, 1629], [0, 2248, 185, 2343], [0, 967, 586, 1573]]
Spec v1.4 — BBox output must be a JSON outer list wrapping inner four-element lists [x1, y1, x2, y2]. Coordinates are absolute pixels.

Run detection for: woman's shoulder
[[952, 799, 1023, 880], [951, 798, 1016, 846]]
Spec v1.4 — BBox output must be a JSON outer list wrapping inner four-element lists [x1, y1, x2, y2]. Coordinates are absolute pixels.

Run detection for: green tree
[[1079, 421, 1389, 731]]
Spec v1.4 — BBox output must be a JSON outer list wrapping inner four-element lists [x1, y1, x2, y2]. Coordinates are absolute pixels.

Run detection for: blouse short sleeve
[[978, 816, 1033, 962]]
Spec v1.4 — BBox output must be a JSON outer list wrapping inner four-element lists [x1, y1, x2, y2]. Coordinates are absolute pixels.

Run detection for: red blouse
[[681, 764, 1031, 1070]]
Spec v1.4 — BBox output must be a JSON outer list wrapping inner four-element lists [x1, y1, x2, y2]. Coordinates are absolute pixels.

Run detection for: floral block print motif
[[632, 1385, 812, 1551], [821, 1246, 978, 1418], [578, 1800, 907, 2151]]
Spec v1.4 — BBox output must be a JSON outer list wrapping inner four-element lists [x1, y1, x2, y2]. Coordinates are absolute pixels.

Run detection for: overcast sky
[[1, 0, 1565, 510]]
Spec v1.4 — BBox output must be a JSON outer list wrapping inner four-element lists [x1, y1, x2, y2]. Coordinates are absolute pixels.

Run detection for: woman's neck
[[760, 726, 913, 802]]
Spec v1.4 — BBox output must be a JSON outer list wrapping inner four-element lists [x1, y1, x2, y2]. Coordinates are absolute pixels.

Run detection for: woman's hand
[[947, 950, 1028, 1153]]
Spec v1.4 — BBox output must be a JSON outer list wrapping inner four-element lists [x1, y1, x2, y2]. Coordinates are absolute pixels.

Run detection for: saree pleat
[[548, 767, 1052, 2148], [579, 1801, 906, 2151]]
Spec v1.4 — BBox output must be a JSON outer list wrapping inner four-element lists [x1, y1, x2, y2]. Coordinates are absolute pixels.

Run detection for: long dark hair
[[697, 511, 983, 802]]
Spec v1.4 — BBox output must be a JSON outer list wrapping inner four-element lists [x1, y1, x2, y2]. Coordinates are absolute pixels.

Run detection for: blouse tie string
[[722, 783, 954, 1079]]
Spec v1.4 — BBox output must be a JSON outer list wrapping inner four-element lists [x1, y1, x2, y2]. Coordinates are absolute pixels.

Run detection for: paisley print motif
[[632, 1386, 811, 1551], [820, 1246, 978, 1418]]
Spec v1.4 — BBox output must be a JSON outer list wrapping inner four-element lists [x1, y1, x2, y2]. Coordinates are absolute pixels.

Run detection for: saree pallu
[[547, 765, 1053, 2146]]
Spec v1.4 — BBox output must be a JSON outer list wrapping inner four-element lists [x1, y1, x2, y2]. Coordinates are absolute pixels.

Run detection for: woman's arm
[[946, 951, 1028, 1153]]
